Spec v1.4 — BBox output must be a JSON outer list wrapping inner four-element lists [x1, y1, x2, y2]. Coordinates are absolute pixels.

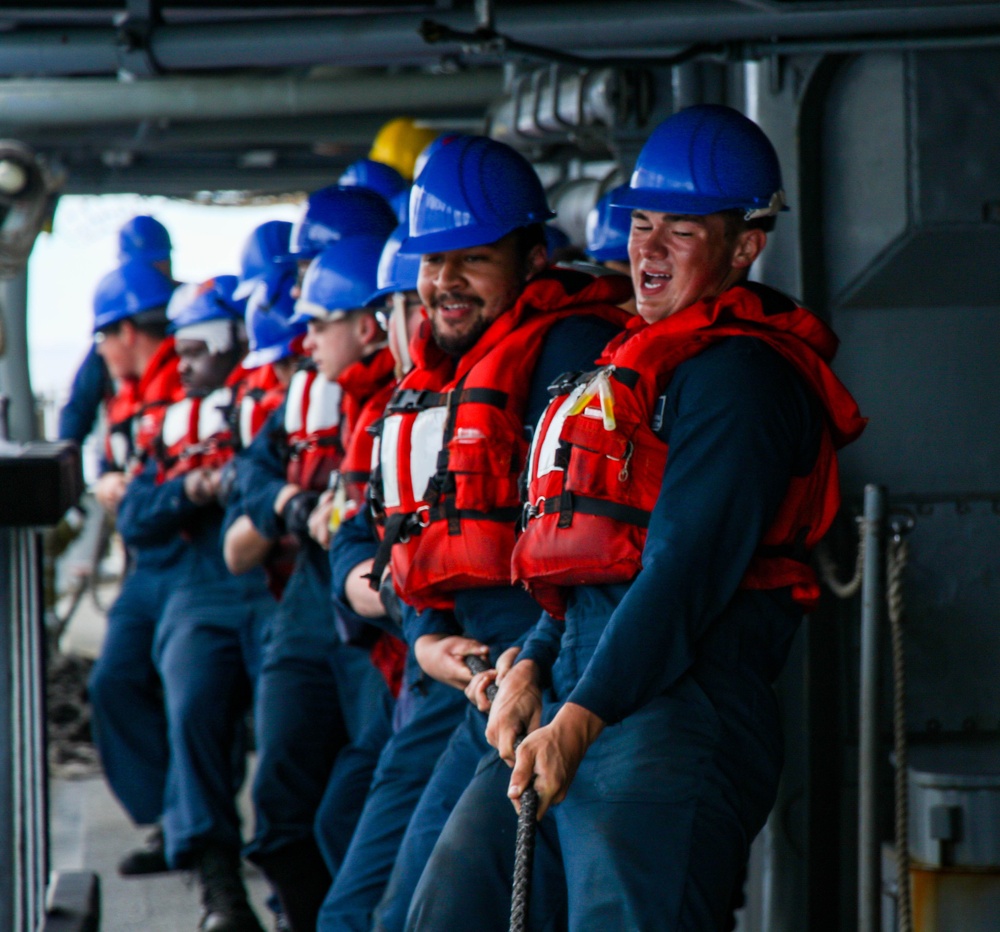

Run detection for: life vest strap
[[289, 433, 341, 456], [368, 502, 523, 591], [524, 491, 652, 530], [386, 386, 508, 414]]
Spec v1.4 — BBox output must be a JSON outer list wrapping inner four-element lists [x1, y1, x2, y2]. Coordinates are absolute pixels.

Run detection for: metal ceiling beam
[[58, 163, 359, 197], [5, 113, 485, 152], [1, 3, 1000, 75], [0, 71, 502, 124]]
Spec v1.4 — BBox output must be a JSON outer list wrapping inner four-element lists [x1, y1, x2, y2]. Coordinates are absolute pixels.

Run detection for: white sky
[[27, 194, 301, 409]]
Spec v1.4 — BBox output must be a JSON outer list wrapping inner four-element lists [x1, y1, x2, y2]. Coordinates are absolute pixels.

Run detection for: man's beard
[[429, 296, 491, 357]]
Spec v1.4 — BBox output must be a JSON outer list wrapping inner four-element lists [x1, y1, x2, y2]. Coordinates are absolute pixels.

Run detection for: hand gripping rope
[[465, 654, 539, 932]]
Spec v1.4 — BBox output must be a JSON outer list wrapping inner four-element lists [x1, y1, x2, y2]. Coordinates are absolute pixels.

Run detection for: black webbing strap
[[531, 490, 651, 530], [609, 366, 641, 390], [367, 504, 523, 590], [367, 513, 411, 591], [289, 433, 340, 456], [386, 385, 508, 414], [434, 383, 465, 534]]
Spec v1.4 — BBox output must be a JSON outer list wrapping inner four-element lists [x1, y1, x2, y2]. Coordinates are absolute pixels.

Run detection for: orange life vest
[[331, 347, 397, 529], [511, 282, 867, 618], [104, 337, 184, 473], [284, 367, 344, 492], [157, 365, 248, 482], [370, 266, 633, 611], [236, 362, 288, 448]]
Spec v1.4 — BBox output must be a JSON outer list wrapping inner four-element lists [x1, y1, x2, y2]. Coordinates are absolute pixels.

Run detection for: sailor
[[321, 135, 631, 932], [223, 212, 396, 932], [313, 226, 425, 931], [85, 261, 183, 876], [231, 221, 303, 449], [119, 276, 274, 931], [407, 105, 867, 932]]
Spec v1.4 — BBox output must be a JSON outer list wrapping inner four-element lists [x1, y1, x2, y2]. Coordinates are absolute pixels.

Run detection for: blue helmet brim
[[588, 245, 631, 262], [612, 186, 790, 217], [398, 214, 555, 256], [243, 342, 291, 369]]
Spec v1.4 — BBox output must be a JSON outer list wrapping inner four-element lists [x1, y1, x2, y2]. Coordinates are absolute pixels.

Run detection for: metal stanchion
[[858, 484, 886, 932]]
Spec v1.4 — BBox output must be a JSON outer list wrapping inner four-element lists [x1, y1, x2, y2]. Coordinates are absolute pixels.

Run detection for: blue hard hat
[[366, 223, 421, 306], [544, 224, 571, 256], [412, 133, 459, 180], [282, 185, 398, 262], [293, 233, 388, 323], [234, 220, 293, 300], [243, 265, 306, 368], [117, 215, 172, 263], [586, 185, 632, 262], [339, 158, 408, 202], [390, 188, 410, 225], [168, 275, 247, 332], [612, 105, 787, 219], [92, 261, 177, 333], [400, 135, 555, 255]]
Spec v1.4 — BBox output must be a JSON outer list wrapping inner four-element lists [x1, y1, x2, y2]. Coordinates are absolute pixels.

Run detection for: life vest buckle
[[523, 495, 546, 524]]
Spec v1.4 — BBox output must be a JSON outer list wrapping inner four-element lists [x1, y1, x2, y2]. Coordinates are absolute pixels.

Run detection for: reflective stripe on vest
[[284, 368, 344, 491]]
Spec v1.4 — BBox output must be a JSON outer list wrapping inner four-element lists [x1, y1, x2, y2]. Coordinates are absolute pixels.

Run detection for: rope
[[465, 654, 538, 932], [816, 518, 866, 599], [887, 530, 912, 932]]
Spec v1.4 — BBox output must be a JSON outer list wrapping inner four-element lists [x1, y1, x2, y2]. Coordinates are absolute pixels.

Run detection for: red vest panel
[[512, 283, 867, 618], [372, 267, 633, 611]]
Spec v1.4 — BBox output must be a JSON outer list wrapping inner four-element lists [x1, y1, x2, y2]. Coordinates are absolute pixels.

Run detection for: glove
[[280, 490, 320, 541]]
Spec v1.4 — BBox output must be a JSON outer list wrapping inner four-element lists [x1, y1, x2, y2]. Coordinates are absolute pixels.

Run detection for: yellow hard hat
[[369, 118, 439, 182]]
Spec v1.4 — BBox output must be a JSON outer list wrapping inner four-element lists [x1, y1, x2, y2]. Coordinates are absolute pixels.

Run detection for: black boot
[[118, 824, 171, 877], [197, 844, 265, 932], [254, 838, 331, 932]]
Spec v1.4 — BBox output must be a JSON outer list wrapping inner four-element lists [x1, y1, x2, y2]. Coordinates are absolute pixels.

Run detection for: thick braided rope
[[887, 534, 912, 932], [465, 655, 538, 932], [816, 518, 867, 599]]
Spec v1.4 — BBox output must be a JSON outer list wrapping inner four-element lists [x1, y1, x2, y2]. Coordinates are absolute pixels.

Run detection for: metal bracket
[[114, 0, 162, 79], [888, 512, 915, 542]]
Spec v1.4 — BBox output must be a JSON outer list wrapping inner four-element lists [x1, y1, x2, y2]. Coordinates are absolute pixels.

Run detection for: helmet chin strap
[[390, 292, 413, 375]]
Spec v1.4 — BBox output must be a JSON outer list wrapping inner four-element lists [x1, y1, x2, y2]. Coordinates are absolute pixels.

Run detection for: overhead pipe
[[1, 3, 1000, 76], [0, 71, 503, 125]]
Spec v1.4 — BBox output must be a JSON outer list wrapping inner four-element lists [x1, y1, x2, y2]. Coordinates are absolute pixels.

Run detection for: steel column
[[858, 485, 886, 932]]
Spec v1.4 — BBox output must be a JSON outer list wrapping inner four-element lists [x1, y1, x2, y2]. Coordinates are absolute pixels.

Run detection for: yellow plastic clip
[[597, 371, 616, 431], [328, 482, 347, 534], [567, 381, 598, 417]]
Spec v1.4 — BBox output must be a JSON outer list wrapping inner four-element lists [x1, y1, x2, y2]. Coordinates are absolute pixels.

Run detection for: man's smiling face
[[417, 233, 530, 357]]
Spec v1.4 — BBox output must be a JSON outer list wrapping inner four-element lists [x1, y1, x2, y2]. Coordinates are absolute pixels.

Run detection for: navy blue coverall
[[405, 336, 824, 931], [233, 403, 392, 877], [88, 474, 191, 827], [317, 313, 624, 932], [116, 457, 275, 866]]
